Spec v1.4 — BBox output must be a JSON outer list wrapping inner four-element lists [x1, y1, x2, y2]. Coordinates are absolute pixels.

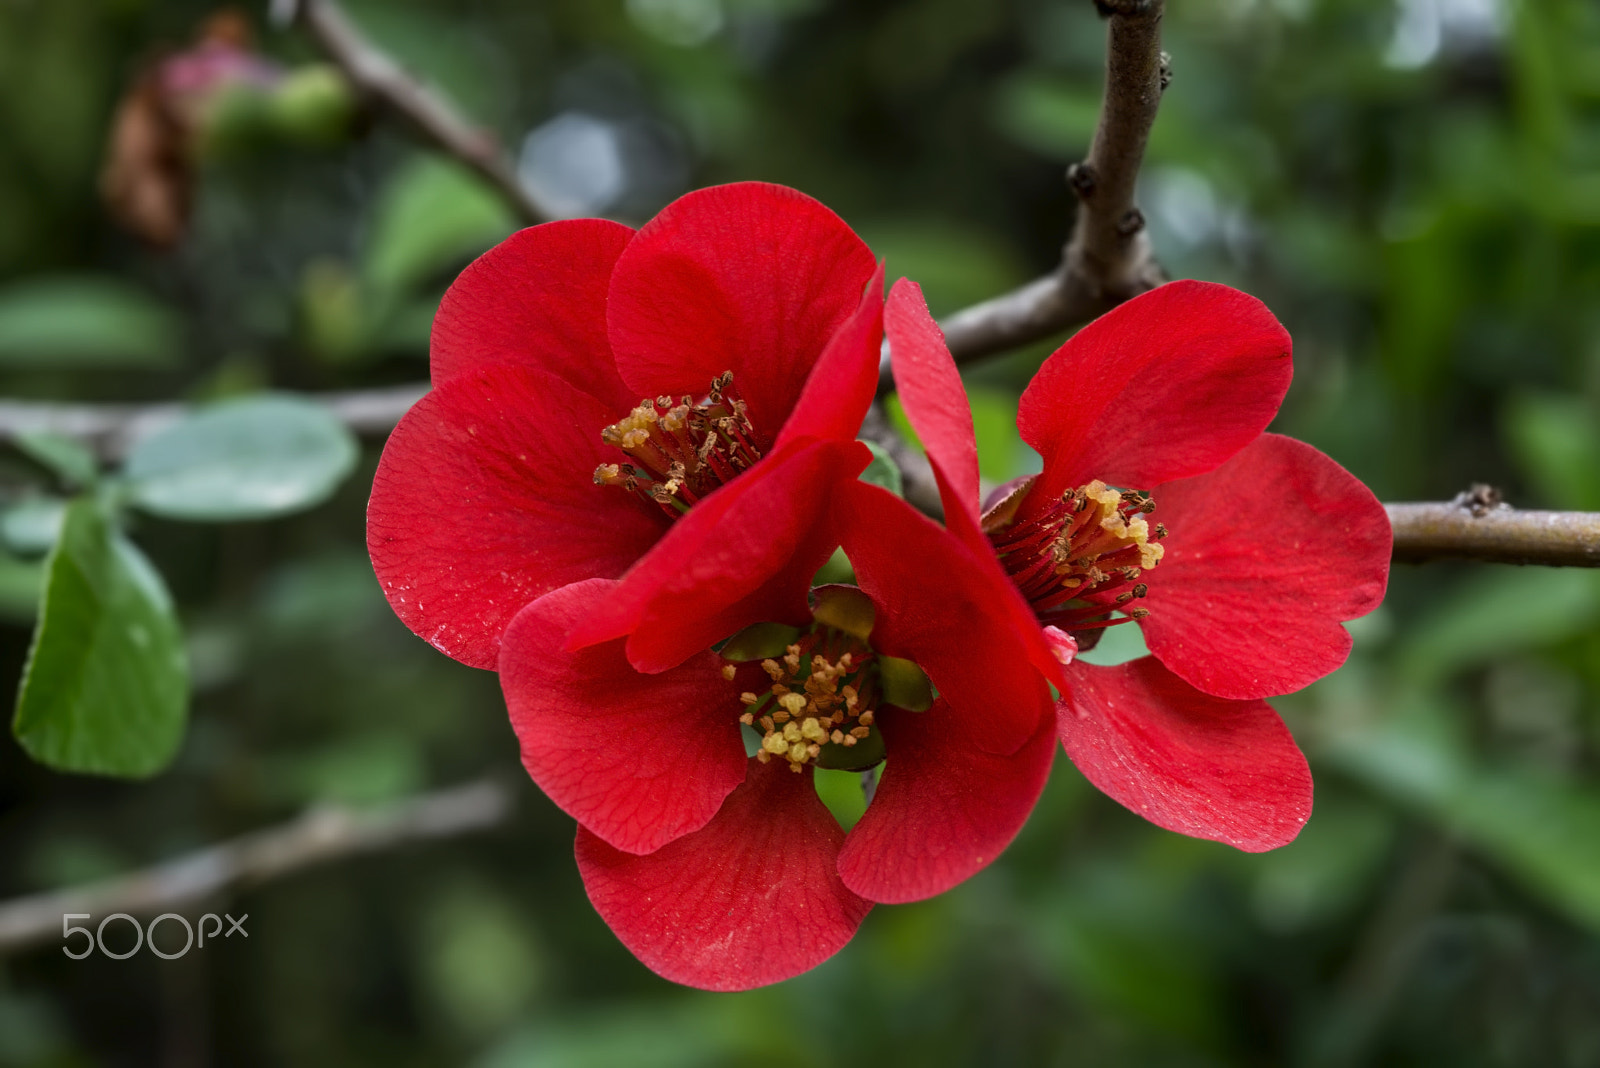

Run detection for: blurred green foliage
[[1, 0, 1599, 1064]]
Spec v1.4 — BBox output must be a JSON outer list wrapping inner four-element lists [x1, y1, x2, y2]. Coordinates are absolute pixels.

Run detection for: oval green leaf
[[0, 277, 181, 369], [124, 395, 359, 522], [12, 498, 188, 778]]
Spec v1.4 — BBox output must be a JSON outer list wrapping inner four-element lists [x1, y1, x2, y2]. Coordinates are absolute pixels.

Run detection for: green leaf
[[0, 549, 44, 624], [1396, 567, 1600, 684], [0, 277, 180, 369], [1324, 697, 1600, 935], [858, 439, 904, 497], [1504, 392, 1600, 510], [0, 498, 66, 556], [13, 431, 98, 488], [12, 498, 188, 777], [124, 395, 359, 522], [362, 154, 516, 294]]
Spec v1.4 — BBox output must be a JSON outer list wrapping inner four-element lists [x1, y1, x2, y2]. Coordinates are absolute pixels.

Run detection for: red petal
[[576, 758, 872, 991], [569, 438, 871, 672], [430, 219, 637, 412], [838, 481, 1054, 755], [368, 365, 665, 669], [500, 579, 746, 855], [1060, 658, 1312, 852], [837, 700, 1056, 903], [883, 278, 980, 525], [1140, 433, 1392, 699], [878, 280, 1069, 693], [774, 260, 885, 450], [606, 182, 877, 440], [1017, 280, 1292, 510]]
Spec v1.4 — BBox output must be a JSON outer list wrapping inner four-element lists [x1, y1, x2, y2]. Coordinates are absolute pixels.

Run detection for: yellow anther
[[739, 712, 754, 725], [762, 733, 788, 755], [787, 742, 809, 763], [739, 692, 759, 706], [831, 729, 845, 744], [858, 710, 875, 727], [782, 721, 802, 743], [721, 664, 736, 681], [1140, 541, 1165, 569], [761, 659, 783, 680], [778, 693, 808, 716], [800, 717, 828, 743]]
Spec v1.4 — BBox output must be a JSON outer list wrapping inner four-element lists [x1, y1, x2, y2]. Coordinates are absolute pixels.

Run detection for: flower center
[[592, 371, 763, 516], [985, 479, 1167, 634], [738, 631, 881, 773]]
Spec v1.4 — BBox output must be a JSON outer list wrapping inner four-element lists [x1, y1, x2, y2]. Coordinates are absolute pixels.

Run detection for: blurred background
[[2, 0, 1600, 1064]]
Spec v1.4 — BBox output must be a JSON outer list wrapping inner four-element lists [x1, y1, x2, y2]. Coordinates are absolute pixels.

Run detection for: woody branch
[[0, 0, 1591, 568], [283, 0, 546, 224], [0, 777, 512, 956], [932, 0, 1168, 368]]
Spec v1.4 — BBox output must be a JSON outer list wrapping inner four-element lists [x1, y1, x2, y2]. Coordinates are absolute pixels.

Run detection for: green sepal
[[719, 621, 802, 662], [879, 655, 934, 712], [815, 724, 885, 772], [810, 584, 875, 641]]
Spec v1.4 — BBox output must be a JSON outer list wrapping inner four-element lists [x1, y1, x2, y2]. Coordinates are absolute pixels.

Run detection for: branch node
[[1452, 482, 1506, 518], [1159, 51, 1173, 91], [1115, 208, 1146, 237], [1067, 162, 1098, 199]]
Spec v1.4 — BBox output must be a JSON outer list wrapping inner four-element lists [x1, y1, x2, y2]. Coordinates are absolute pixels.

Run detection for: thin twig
[[0, 777, 513, 956], [294, 0, 1158, 380], [0, 383, 427, 462], [286, 0, 546, 225], [1388, 501, 1600, 567], [1, 392, 1598, 566], [886, 0, 1168, 389]]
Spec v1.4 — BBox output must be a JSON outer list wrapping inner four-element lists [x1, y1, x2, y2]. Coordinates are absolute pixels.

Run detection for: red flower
[[368, 182, 885, 671], [885, 277, 1392, 851], [498, 487, 1056, 990]]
